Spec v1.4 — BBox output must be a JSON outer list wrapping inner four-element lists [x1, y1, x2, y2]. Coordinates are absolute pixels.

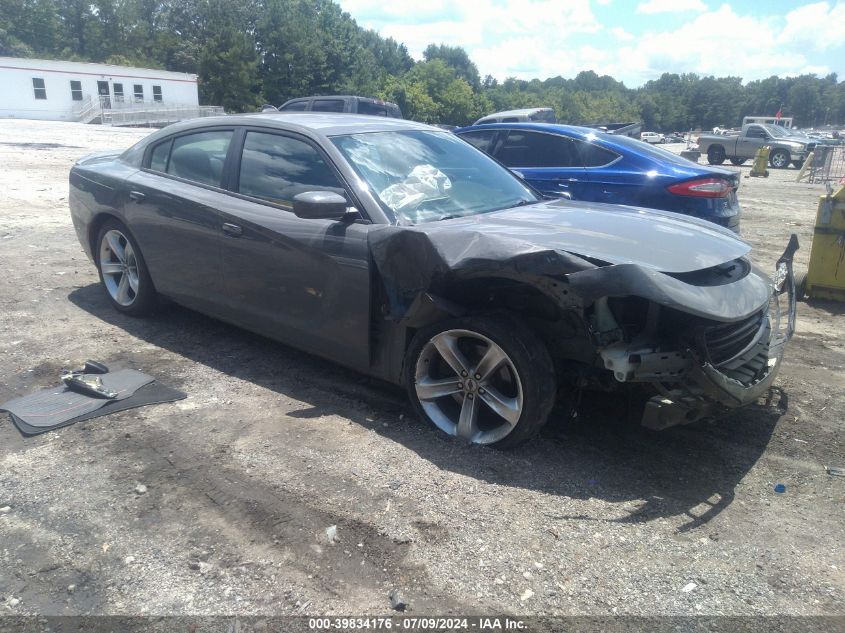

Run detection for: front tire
[[707, 146, 726, 165], [405, 314, 556, 449], [730, 157, 746, 166], [770, 149, 790, 169], [95, 219, 157, 315]]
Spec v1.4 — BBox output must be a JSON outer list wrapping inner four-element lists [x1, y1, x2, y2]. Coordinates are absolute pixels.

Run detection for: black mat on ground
[[1, 367, 188, 437], [8, 381, 186, 436], [1, 369, 155, 428]]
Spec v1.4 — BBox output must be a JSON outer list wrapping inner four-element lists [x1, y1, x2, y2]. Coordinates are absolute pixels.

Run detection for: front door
[[737, 125, 768, 158], [97, 81, 111, 108], [217, 129, 372, 370]]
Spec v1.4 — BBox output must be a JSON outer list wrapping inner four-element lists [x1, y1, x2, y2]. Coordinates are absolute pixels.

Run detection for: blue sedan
[[454, 123, 742, 232]]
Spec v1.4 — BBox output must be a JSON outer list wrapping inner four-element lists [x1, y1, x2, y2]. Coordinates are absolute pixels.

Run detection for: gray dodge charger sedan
[[69, 114, 797, 448]]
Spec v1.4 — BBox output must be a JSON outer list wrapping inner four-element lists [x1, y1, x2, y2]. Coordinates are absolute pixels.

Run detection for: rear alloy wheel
[[96, 220, 157, 315], [730, 157, 746, 166], [406, 315, 556, 449], [707, 146, 726, 165], [769, 149, 790, 169]]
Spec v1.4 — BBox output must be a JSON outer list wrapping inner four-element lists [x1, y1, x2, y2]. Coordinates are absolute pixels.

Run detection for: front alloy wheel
[[770, 149, 790, 169], [406, 315, 556, 448]]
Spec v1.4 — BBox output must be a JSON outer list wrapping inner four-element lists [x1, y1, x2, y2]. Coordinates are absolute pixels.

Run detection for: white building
[[0, 57, 203, 124]]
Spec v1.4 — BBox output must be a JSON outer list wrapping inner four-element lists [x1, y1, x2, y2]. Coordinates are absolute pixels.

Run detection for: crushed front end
[[584, 236, 798, 430]]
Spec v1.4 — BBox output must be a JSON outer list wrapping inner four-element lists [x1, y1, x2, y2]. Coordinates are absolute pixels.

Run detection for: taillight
[[667, 177, 731, 198]]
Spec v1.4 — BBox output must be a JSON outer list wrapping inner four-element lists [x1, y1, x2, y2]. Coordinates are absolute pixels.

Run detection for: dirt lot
[[0, 121, 843, 619]]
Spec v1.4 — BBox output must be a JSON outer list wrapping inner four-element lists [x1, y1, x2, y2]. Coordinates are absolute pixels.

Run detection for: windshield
[[331, 130, 538, 224], [764, 125, 789, 138]]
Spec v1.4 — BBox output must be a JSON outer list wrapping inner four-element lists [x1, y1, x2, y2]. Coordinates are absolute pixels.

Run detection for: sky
[[336, 0, 845, 87]]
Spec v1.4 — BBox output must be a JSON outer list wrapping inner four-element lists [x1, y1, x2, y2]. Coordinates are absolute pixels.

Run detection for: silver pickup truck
[[698, 123, 814, 169]]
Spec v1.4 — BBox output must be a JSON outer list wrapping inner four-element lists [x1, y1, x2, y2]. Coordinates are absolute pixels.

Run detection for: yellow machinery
[[750, 146, 770, 178], [801, 184, 845, 301]]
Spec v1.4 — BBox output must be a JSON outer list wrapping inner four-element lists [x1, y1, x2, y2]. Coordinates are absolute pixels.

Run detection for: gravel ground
[[0, 122, 843, 618]]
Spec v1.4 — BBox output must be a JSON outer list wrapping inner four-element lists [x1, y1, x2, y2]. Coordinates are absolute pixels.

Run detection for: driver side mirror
[[293, 191, 354, 220]]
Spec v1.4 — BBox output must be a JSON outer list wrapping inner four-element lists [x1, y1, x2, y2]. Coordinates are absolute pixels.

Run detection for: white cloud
[[781, 1, 845, 52], [610, 27, 635, 41], [636, 0, 706, 14], [339, 0, 845, 86]]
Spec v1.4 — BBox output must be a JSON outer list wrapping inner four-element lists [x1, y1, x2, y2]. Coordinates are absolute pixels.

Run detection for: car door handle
[[221, 223, 243, 237], [128, 190, 146, 203]]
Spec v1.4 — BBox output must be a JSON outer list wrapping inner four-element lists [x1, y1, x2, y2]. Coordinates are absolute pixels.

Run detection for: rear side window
[[495, 131, 582, 168], [312, 99, 345, 113], [237, 132, 345, 207], [166, 130, 233, 187], [358, 101, 389, 117], [149, 139, 173, 172], [576, 141, 618, 167], [458, 130, 498, 154], [279, 101, 308, 111]]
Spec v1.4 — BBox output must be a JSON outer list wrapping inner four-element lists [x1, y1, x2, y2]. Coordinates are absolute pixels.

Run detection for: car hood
[[430, 198, 750, 274]]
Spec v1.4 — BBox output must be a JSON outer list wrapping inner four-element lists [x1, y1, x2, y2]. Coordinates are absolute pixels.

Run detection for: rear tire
[[730, 157, 746, 166], [404, 314, 556, 449], [95, 218, 157, 316], [707, 146, 726, 165]]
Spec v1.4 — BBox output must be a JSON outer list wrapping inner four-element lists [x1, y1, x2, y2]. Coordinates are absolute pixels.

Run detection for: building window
[[113, 83, 124, 102], [32, 78, 47, 100], [152, 85, 162, 102], [133, 84, 144, 102], [70, 80, 83, 101]]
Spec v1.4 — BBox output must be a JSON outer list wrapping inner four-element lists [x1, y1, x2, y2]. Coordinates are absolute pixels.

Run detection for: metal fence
[[808, 145, 845, 184], [71, 95, 224, 127]]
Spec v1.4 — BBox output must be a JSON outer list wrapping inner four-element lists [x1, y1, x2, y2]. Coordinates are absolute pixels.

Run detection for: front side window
[[495, 131, 581, 168], [332, 130, 538, 224], [238, 132, 345, 207], [133, 84, 144, 102], [747, 126, 766, 139], [166, 130, 233, 187], [70, 80, 82, 101], [312, 99, 345, 113], [113, 83, 124, 102], [152, 85, 162, 102], [32, 78, 46, 100]]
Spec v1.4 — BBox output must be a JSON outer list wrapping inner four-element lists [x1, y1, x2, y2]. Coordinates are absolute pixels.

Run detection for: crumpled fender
[[368, 226, 597, 319]]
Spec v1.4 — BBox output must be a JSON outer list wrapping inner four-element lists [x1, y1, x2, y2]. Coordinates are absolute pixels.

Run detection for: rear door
[[123, 128, 235, 312], [491, 129, 589, 199], [216, 128, 373, 369]]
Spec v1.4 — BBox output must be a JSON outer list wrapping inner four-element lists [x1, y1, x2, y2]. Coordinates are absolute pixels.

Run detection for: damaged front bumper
[[602, 236, 799, 430]]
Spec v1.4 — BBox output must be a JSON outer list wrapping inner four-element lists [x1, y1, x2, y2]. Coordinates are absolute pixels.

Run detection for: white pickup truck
[[697, 123, 814, 168]]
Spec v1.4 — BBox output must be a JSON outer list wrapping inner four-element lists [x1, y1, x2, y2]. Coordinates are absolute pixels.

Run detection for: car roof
[[479, 108, 554, 119], [119, 113, 440, 165], [456, 121, 601, 141], [158, 113, 435, 137]]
